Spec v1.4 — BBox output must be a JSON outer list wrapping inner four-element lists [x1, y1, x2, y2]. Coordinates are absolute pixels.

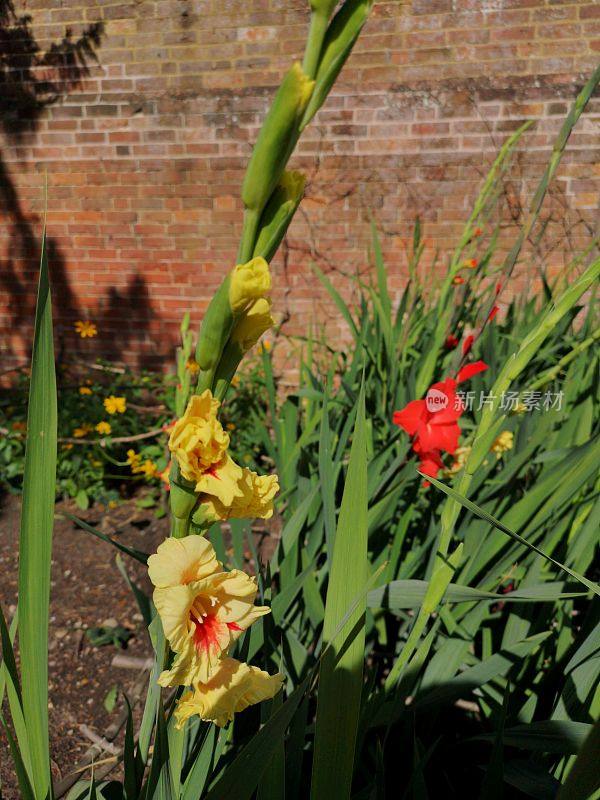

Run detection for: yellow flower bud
[[231, 298, 274, 353], [229, 257, 271, 315]]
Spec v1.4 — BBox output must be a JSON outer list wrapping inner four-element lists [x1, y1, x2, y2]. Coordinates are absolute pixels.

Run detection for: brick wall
[[1, 0, 599, 377]]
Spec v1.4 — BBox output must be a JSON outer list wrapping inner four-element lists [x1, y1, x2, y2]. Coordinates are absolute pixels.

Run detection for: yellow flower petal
[[148, 535, 221, 589], [228, 258, 271, 315], [231, 298, 274, 352], [95, 421, 111, 435], [193, 453, 244, 507], [104, 396, 126, 414], [153, 569, 269, 686], [168, 391, 230, 483], [200, 469, 279, 522], [174, 658, 283, 728]]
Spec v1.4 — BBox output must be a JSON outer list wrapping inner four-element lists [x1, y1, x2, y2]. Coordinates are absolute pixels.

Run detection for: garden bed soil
[[0, 492, 278, 798]]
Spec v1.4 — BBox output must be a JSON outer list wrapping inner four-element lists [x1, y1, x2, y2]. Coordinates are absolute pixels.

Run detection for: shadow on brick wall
[[0, 2, 153, 368]]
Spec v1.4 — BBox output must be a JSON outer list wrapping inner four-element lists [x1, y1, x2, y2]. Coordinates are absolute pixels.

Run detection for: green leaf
[[472, 720, 591, 755], [427, 475, 600, 597], [61, 511, 150, 565], [311, 381, 368, 798], [17, 226, 57, 800], [557, 716, 600, 800], [204, 678, 309, 800]]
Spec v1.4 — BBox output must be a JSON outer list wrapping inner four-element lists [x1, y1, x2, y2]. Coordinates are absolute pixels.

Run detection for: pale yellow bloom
[[104, 396, 127, 414], [79, 386, 93, 396], [491, 430, 514, 458], [201, 469, 279, 523], [148, 536, 269, 686], [443, 446, 471, 477], [174, 658, 284, 728], [168, 392, 243, 506], [75, 320, 97, 338], [231, 298, 274, 352], [229, 258, 271, 315], [73, 424, 92, 438], [148, 535, 221, 589], [95, 421, 111, 435]]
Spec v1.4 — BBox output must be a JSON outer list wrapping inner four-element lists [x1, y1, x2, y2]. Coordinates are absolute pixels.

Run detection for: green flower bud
[[242, 63, 314, 216], [253, 171, 306, 263], [309, 0, 338, 16], [301, 0, 373, 131], [195, 275, 234, 390]]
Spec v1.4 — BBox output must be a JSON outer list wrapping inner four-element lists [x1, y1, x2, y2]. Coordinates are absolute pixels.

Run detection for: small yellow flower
[[79, 386, 93, 396], [229, 258, 271, 315], [226, 423, 236, 431], [174, 658, 283, 728], [104, 396, 127, 415], [443, 446, 471, 477], [148, 536, 269, 686], [95, 421, 111, 435], [137, 459, 158, 478], [491, 430, 514, 458], [185, 358, 200, 375], [73, 425, 92, 438], [126, 449, 141, 470], [75, 320, 97, 338], [108, 500, 118, 509], [168, 392, 243, 506], [61, 443, 73, 451]]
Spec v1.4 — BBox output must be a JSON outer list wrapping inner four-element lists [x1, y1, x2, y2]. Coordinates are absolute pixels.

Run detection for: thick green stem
[[171, 515, 191, 539]]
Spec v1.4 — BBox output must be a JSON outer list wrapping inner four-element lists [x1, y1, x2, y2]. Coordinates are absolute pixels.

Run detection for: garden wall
[[1, 0, 599, 378]]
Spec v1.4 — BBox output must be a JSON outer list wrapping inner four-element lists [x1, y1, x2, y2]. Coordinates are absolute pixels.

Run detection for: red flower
[[488, 305, 499, 322], [467, 258, 478, 269], [495, 281, 502, 295], [445, 334, 459, 349], [462, 334, 474, 355], [393, 377, 462, 454], [457, 360, 488, 383], [474, 227, 483, 237], [415, 446, 444, 479], [452, 276, 465, 285]]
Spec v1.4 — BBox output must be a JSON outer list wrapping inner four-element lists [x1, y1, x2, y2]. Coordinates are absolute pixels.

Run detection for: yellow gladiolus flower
[[95, 421, 111, 435], [228, 257, 271, 315], [168, 391, 243, 506], [104, 396, 127, 414], [79, 386, 93, 396], [126, 449, 141, 468], [231, 298, 274, 352], [199, 469, 279, 524], [149, 536, 269, 686], [174, 658, 284, 728], [491, 430, 514, 458], [75, 320, 97, 338]]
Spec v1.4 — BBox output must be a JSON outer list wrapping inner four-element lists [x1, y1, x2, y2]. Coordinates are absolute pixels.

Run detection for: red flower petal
[[462, 334, 474, 355], [488, 305, 499, 322], [445, 334, 459, 349], [457, 360, 488, 383], [392, 399, 427, 436], [417, 449, 444, 478]]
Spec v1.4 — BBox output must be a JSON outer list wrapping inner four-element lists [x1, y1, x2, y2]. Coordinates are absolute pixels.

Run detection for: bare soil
[[0, 492, 168, 798]]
